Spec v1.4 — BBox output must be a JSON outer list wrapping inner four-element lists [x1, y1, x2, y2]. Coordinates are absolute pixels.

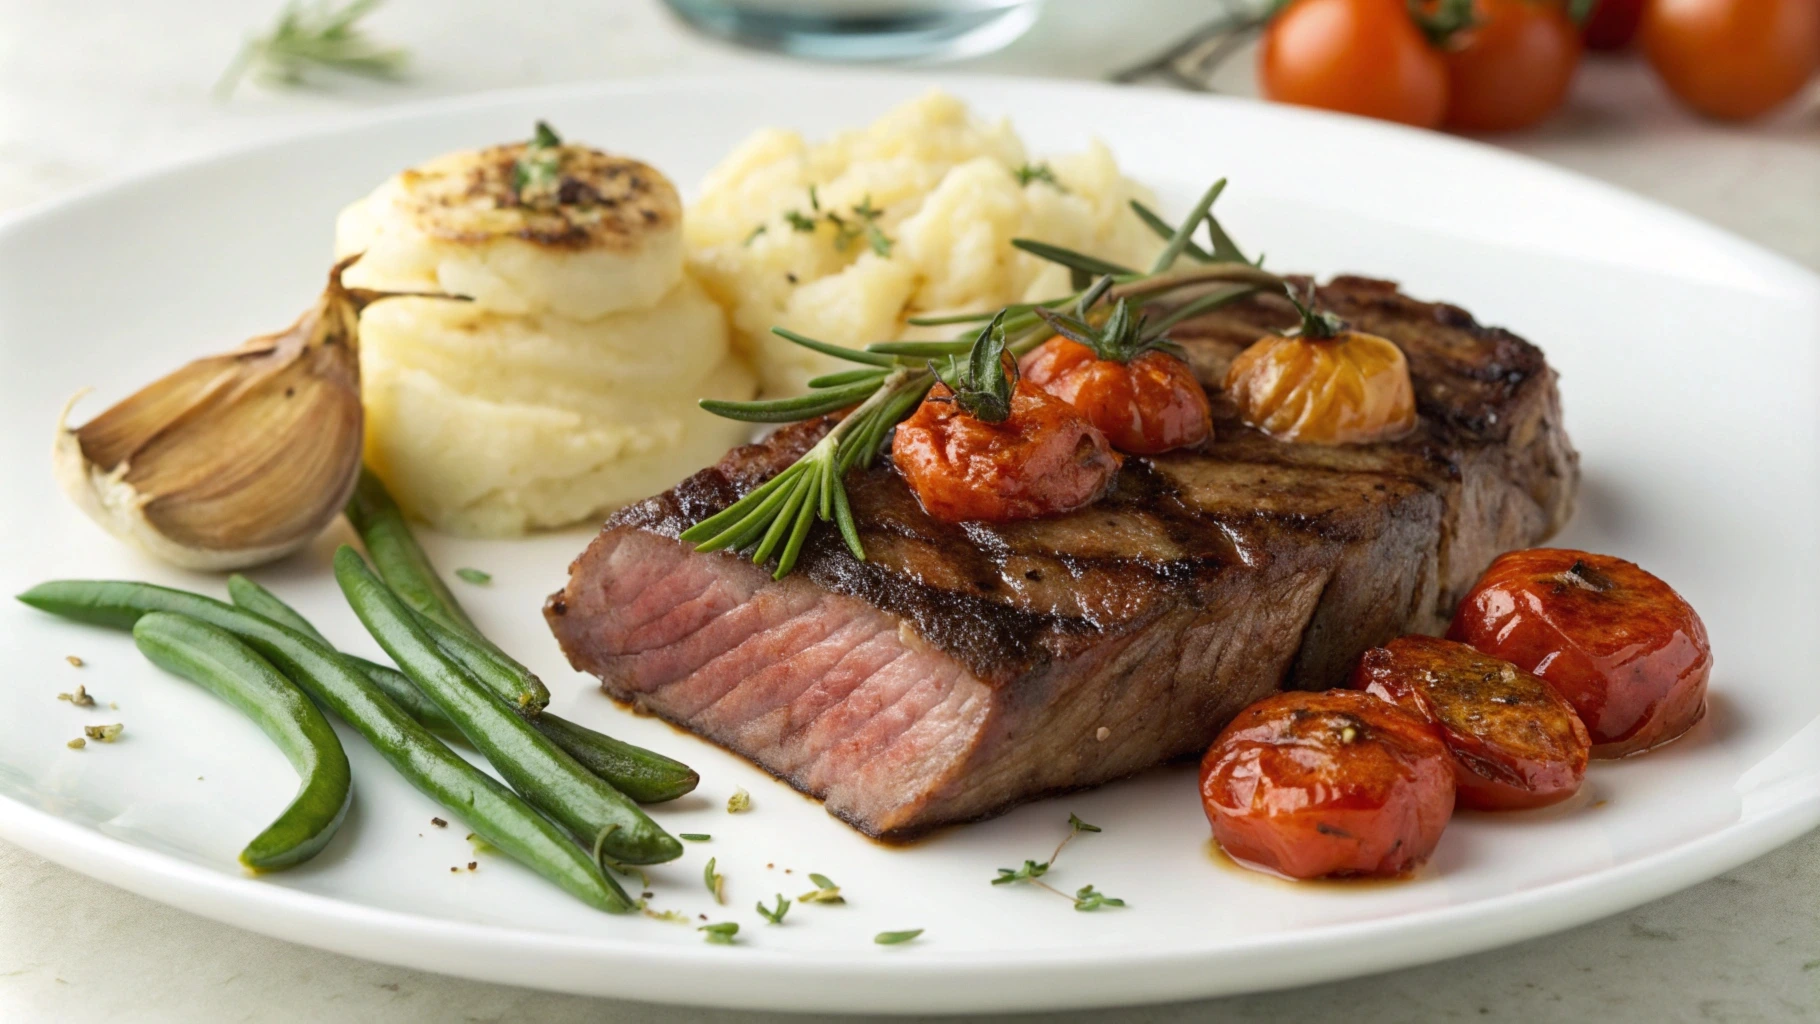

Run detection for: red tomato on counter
[[1200, 690, 1455, 879], [1642, 0, 1820, 120], [1582, 0, 1646, 49], [1352, 635, 1591, 810], [1447, 549, 1712, 759], [1441, 0, 1584, 132], [1259, 0, 1450, 128]]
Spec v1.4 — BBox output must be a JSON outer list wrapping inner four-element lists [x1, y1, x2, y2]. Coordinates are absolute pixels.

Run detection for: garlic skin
[[53, 260, 371, 570]]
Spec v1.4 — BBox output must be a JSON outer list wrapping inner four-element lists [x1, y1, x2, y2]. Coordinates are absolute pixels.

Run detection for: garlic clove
[[53, 260, 372, 570]]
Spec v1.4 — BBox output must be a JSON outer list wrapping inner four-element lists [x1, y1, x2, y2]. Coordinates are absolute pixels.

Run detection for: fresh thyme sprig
[[686, 178, 1288, 579], [990, 814, 1126, 911], [216, 0, 407, 99]]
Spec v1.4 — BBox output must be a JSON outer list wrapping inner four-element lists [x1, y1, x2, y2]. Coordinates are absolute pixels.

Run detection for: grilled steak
[[546, 276, 1578, 840]]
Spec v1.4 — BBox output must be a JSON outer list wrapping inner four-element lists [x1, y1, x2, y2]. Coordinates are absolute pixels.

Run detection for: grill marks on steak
[[547, 276, 1579, 839]]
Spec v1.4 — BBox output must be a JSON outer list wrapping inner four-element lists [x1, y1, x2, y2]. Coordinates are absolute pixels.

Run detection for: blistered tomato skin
[[892, 380, 1122, 524], [1447, 549, 1712, 759], [1021, 337, 1213, 455], [1223, 330, 1418, 445], [1199, 690, 1455, 880], [1351, 635, 1590, 810]]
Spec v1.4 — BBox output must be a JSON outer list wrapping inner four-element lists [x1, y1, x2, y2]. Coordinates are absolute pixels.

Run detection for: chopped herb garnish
[[704, 857, 725, 904], [808, 184, 821, 213], [727, 788, 751, 813], [784, 210, 819, 233], [1068, 813, 1102, 834], [799, 872, 844, 904], [643, 905, 690, 924], [875, 929, 924, 945], [66, 737, 85, 750], [680, 833, 712, 842], [57, 685, 96, 708], [454, 567, 491, 585], [1014, 163, 1066, 191], [83, 723, 123, 743], [743, 224, 767, 246], [756, 893, 790, 924], [512, 121, 565, 204], [699, 921, 739, 945], [1072, 885, 1127, 911]]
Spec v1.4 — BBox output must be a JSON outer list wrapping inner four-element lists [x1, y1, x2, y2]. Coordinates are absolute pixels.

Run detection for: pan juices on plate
[[335, 125, 757, 536]]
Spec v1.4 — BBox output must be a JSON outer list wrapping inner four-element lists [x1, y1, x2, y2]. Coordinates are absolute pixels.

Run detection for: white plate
[[1, 74, 1816, 1015]]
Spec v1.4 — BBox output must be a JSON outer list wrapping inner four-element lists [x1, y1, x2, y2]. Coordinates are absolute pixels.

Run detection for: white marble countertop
[[2, 1, 1816, 1020]]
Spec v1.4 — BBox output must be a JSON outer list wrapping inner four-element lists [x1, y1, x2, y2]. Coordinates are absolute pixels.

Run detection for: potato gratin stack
[[335, 133, 756, 536]]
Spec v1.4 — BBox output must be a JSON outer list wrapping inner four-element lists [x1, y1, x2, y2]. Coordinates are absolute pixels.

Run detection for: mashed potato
[[687, 91, 1164, 394], [336, 134, 756, 536]]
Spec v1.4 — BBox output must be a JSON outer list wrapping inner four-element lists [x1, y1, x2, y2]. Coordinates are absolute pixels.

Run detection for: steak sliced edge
[[546, 276, 1579, 840]]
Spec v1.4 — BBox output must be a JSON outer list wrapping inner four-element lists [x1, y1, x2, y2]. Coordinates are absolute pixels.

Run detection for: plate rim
[[2, 70, 1817, 1012]]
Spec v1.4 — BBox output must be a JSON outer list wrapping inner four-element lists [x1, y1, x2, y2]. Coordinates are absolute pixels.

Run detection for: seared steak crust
[[547, 276, 1578, 839]]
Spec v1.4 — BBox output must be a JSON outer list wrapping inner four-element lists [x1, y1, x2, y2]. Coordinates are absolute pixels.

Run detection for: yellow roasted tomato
[[1224, 291, 1417, 445]]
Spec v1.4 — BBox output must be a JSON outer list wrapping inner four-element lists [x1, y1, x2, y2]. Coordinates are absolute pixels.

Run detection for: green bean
[[226, 575, 462, 739], [332, 547, 682, 865], [131, 612, 351, 871], [526, 714, 698, 804], [227, 575, 697, 802], [344, 468, 475, 633], [17, 580, 631, 912], [408, 608, 548, 713], [343, 469, 549, 712]]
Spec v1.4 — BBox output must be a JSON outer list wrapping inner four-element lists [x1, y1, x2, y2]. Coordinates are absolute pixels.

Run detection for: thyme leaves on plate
[[680, 833, 712, 842], [699, 921, 739, 945], [704, 856, 726, 904], [798, 872, 844, 905], [57, 684, 96, 708], [454, 567, 491, 585], [756, 893, 791, 924], [727, 788, 751, 813], [875, 929, 924, 945]]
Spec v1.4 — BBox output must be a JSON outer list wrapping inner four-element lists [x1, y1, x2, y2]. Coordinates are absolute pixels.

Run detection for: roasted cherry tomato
[[1200, 689, 1455, 879], [1582, 0, 1646, 50], [1642, 0, 1820, 121], [1448, 549, 1712, 759], [1259, 0, 1450, 128], [1351, 635, 1590, 810], [1224, 294, 1417, 446], [1021, 336, 1212, 455], [893, 379, 1121, 524], [1440, 0, 1583, 132]]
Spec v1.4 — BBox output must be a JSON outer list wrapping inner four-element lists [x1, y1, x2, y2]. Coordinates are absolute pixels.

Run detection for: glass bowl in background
[[660, 0, 1043, 61]]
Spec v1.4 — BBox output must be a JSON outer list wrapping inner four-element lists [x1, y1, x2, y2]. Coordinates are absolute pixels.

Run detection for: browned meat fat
[[546, 276, 1579, 840]]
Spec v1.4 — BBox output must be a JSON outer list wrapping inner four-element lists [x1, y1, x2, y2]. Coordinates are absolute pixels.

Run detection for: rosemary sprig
[[217, 0, 407, 99], [687, 178, 1287, 578]]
